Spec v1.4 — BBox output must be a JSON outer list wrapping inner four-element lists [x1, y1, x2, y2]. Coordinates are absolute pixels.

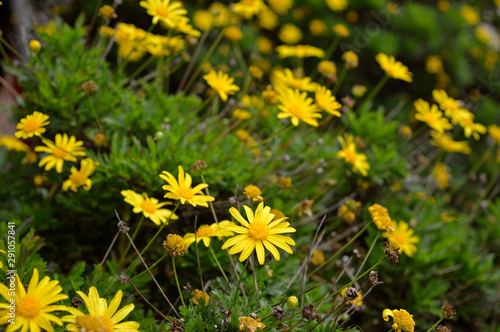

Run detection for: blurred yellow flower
[[0, 134, 29, 152], [430, 131, 471, 154], [278, 23, 302, 44], [376, 53, 413, 82], [311, 249, 325, 265], [233, 0, 264, 19], [191, 290, 210, 305], [159, 165, 215, 207], [413, 99, 452, 133], [193, 10, 214, 31], [183, 221, 236, 249], [62, 158, 98, 192], [326, 0, 348, 11], [318, 60, 337, 77], [203, 70, 240, 101], [309, 19, 327, 36], [383, 220, 419, 257], [333, 23, 350, 37], [277, 88, 322, 127], [488, 124, 500, 145], [369, 204, 394, 232], [221, 202, 296, 265], [383, 309, 415, 332], [15, 111, 50, 139], [461, 5, 480, 25], [224, 25, 243, 42], [432, 162, 450, 190], [276, 44, 325, 59], [257, 37, 273, 54], [35, 134, 86, 173], [425, 55, 444, 74], [121, 189, 178, 225], [315, 85, 342, 116], [342, 51, 358, 69], [336, 134, 370, 176], [351, 84, 367, 97], [272, 68, 317, 91], [139, 0, 188, 27], [258, 7, 279, 30], [267, 0, 293, 15]]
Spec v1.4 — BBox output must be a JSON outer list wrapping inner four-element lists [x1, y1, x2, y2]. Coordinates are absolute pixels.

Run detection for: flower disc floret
[[203, 70, 240, 101]]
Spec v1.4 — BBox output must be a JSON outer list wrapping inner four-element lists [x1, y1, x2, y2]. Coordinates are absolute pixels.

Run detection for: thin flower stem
[[233, 42, 248, 74], [177, 28, 211, 93], [357, 75, 389, 112], [87, 231, 120, 292], [449, 148, 493, 196], [209, 246, 229, 283], [426, 317, 444, 332], [0, 35, 24, 60], [308, 223, 371, 277], [87, 0, 103, 42], [354, 231, 380, 279], [88, 96, 105, 135], [232, 259, 249, 305], [332, 67, 347, 96], [129, 252, 168, 282], [119, 215, 144, 267], [172, 257, 186, 307], [201, 120, 242, 157], [126, 55, 156, 84], [128, 279, 170, 320], [126, 202, 180, 274]]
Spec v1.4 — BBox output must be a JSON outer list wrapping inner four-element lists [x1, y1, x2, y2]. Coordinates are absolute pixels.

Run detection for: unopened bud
[[287, 296, 298, 309], [29, 40, 41, 54]]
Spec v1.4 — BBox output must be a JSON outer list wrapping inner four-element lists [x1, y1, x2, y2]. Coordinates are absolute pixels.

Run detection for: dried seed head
[[369, 270, 379, 284], [345, 287, 359, 302], [436, 326, 451, 332], [82, 80, 97, 96], [169, 318, 185, 332], [271, 306, 285, 321], [71, 297, 84, 308], [119, 274, 130, 284], [163, 234, 186, 257], [441, 305, 456, 319], [383, 241, 400, 265], [302, 304, 319, 322], [191, 160, 207, 173]]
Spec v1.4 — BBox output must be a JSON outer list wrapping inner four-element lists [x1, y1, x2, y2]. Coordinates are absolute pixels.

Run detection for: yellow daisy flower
[[339, 287, 363, 307], [0, 268, 69, 332], [383, 220, 419, 257], [383, 309, 415, 332], [456, 115, 486, 140], [278, 23, 302, 44], [375, 53, 413, 82], [62, 287, 140, 332], [221, 202, 296, 265], [121, 189, 179, 225], [203, 70, 240, 101], [432, 162, 450, 190], [62, 158, 98, 192], [336, 134, 370, 176], [183, 220, 236, 249], [277, 88, 322, 127], [34, 133, 86, 173], [232, 0, 264, 19], [315, 86, 342, 116], [15, 111, 50, 139], [272, 68, 317, 92], [139, 0, 188, 28], [432, 89, 470, 122], [275, 45, 325, 59], [368, 204, 394, 232], [488, 124, 500, 145], [0, 134, 29, 152], [243, 184, 263, 202], [326, 0, 348, 11], [413, 99, 452, 133], [159, 165, 215, 207]]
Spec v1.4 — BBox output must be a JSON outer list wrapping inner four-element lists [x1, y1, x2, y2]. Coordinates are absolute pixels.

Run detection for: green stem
[[233, 42, 248, 74], [129, 252, 168, 282], [449, 148, 493, 195], [88, 96, 105, 134], [354, 231, 380, 279], [308, 223, 371, 277], [425, 317, 444, 332], [126, 56, 156, 84], [172, 257, 186, 306], [126, 202, 180, 274], [357, 75, 389, 112], [232, 259, 249, 305], [119, 216, 144, 266], [332, 67, 347, 95], [209, 246, 229, 283], [0, 35, 23, 59]]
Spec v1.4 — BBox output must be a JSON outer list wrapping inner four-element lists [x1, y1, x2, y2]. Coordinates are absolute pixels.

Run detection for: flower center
[[17, 295, 42, 318], [395, 233, 406, 245], [53, 147, 68, 159], [69, 171, 88, 186], [156, 6, 170, 17], [344, 149, 357, 164], [99, 316, 115, 332], [178, 186, 194, 199], [288, 104, 304, 117], [23, 118, 41, 133], [140, 200, 157, 214], [290, 79, 302, 89], [424, 114, 437, 126], [247, 222, 269, 241], [76, 315, 106, 332], [197, 225, 214, 237]]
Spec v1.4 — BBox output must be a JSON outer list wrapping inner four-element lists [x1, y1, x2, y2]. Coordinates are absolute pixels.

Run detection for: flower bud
[[287, 296, 298, 309], [29, 40, 41, 54]]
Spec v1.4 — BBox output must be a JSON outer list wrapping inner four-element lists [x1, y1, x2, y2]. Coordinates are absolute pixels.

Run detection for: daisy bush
[[0, 0, 499, 331]]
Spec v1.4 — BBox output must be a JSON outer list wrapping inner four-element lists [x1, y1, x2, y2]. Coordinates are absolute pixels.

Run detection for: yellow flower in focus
[[315, 86, 342, 116], [431, 131, 471, 154], [139, 0, 188, 27], [426, 55, 443, 74], [277, 88, 322, 127], [276, 45, 325, 59], [340, 287, 363, 306], [243, 184, 263, 202], [488, 124, 500, 145], [309, 19, 327, 36], [62, 287, 140, 332], [369, 204, 394, 232], [35, 134, 86, 173], [121, 189, 178, 225], [224, 25, 243, 42], [278, 23, 302, 44], [272, 68, 317, 91], [0, 269, 69, 331], [413, 99, 452, 133], [342, 51, 358, 69], [221, 202, 296, 265], [383, 220, 419, 257], [257, 37, 273, 54], [336, 134, 370, 176], [233, 0, 264, 19], [333, 23, 350, 37], [267, 0, 293, 15], [15, 111, 50, 139], [432, 162, 450, 190], [163, 234, 186, 256], [460, 5, 480, 25], [311, 249, 325, 265], [203, 70, 240, 101], [383, 309, 415, 332], [375, 53, 413, 82], [326, 0, 348, 11], [159, 166, 215, 207], [239, 316, 265, 331], [191, 290, 210, 305], [183, 221, 236, 249], [62, 158, 98, 192]]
